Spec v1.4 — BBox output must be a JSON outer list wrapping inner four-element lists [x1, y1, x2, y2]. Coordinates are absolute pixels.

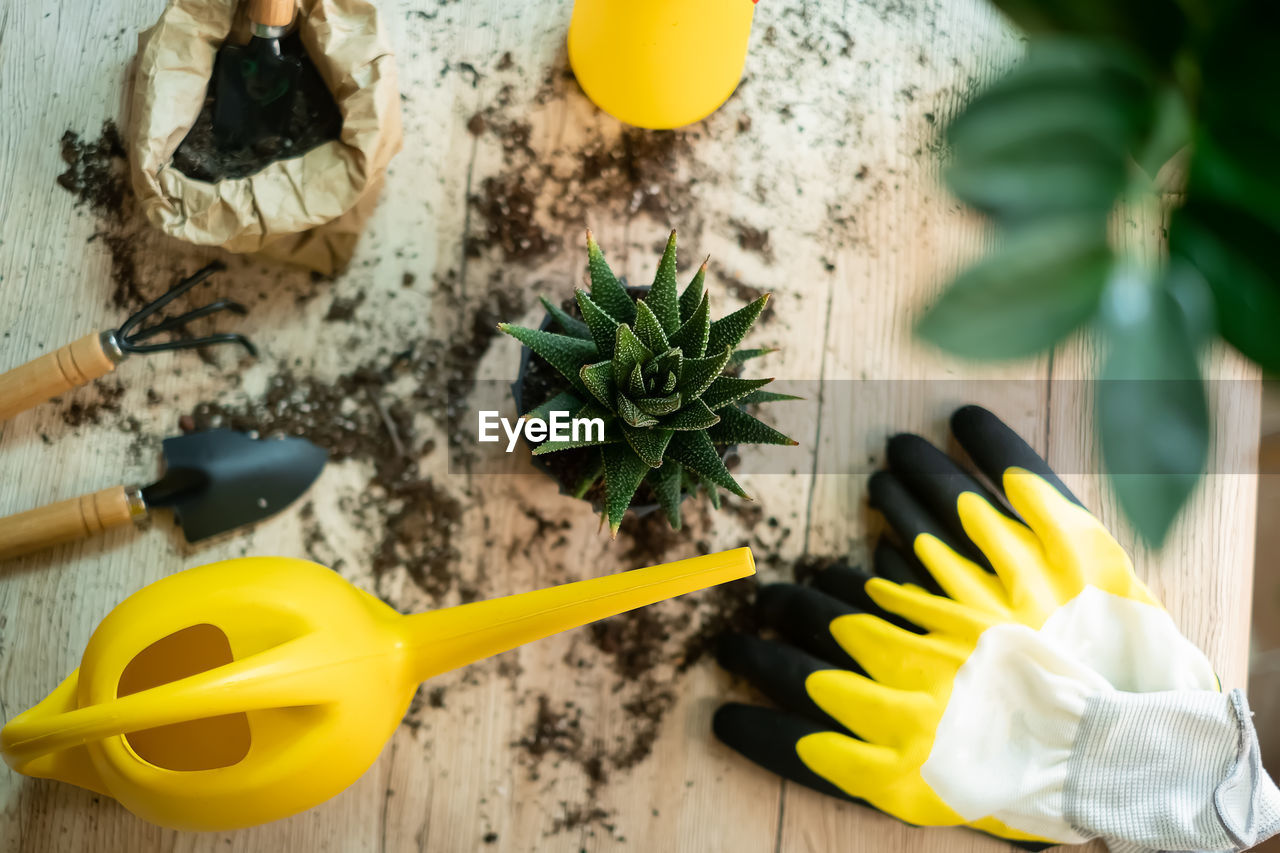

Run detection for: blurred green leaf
[[1134, 86, 1191, 178], [1170, 202, 1280, 372], [1097, 270, 1209, 545], [1187, 5, 1280, 233], [947, 135, 1129, 221], [945, 40, 1155, 222], [916, 216, 1111, 359], [989, 0, 1187, 69]]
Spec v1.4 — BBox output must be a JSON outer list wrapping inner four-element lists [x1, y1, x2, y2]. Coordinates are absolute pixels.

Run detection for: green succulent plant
[[499, 230, 797, 534]]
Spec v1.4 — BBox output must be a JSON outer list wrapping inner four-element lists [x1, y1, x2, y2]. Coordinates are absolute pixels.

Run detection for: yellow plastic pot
[[1, 548, 754, 830], [568, 0, 758, 129]]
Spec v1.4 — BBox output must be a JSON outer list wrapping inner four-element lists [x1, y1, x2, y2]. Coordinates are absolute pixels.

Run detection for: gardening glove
[[866, 404, 1217, 694], [714, 570, 1280, 852], [714, 406, 1280, 851]]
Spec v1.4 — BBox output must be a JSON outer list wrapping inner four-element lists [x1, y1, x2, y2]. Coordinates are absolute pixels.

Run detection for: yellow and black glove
[[865, 404, 1216, 692], [713, 407, 1277, 852]]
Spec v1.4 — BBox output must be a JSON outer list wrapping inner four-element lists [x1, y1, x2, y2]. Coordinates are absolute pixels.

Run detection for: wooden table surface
[[0, 1, 1261, 852]]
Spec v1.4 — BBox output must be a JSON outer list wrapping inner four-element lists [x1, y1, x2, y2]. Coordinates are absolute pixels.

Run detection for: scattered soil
[[324, 291, 366, 322], [57, 122, 144, 309], [499, 486, 770, 838], [375, 477, 466, 600], [172, 33, 343, 182], [464, 102, 698, 266], [469, 173, 555, 262], [730, 219, 773, 261], [42, 122, 164, 431], [514, 696, 606, 784], [186, 357, 467, 603], [58, 379, 126, 427], [567, 129, 696, 222], [190, 364, 416, 482], [58, 124, 129, 214]]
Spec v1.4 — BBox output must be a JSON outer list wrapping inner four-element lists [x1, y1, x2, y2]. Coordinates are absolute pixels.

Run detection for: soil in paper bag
[[172, 32, 343, 182]]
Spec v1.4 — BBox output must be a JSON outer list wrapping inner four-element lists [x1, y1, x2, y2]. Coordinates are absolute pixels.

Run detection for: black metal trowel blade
[[143, 429, 327, 543], [212, 37, 302, 150]]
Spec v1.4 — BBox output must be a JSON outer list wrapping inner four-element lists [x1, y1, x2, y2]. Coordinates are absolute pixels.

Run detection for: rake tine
[[127, 298, 249, 342]]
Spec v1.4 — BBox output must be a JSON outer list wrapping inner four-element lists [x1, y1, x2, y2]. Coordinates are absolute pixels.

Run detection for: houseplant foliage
[[500, 231, 797, 534], [917, 0, 1279, 545]]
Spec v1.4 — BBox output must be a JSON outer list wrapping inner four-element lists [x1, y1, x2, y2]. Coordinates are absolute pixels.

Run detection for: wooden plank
[[0, 1, 1258, 853]]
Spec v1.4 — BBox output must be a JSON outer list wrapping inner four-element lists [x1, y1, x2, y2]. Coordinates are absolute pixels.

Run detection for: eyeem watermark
[[478, 410, 606, 452]]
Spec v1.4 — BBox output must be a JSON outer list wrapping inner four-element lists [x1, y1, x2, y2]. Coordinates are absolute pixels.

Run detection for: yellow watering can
[[2, 548, 754, 831], [568, 0, 758, 129]]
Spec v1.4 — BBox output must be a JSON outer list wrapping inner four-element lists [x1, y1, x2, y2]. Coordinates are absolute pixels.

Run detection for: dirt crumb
[[730, 219, 772, 260], [59, 379, 126, 428], [58, 123, 128, 214], [324, 291, 366, 322]]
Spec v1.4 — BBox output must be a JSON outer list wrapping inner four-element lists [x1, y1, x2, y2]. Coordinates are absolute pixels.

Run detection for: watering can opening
[[117, 623, 251, 771]]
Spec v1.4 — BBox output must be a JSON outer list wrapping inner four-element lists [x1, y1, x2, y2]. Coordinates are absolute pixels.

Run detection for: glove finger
[[714, 707, 1054, 850], [756, 583, 865, 673], [808, 562, 878, 611], [949, 404, 1083, 509], [864, 577, 993, 639], [870, 471, 1011, 615], [717, 634, 927, 746], [713, 702, 896, 804], [808, 561, 924, 634], [952, 407, 1153, 603], [886, 432, 1015, 554], [716, 634, 848, 731], [758, 584, 958, 690], [869, 467, 983, 567], [888, 430, 1077, 622], [872, 541, 944, 595], [829, 611, 962, 691]]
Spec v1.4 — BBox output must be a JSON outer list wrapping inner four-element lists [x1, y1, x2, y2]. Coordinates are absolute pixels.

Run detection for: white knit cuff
[[1069, 689, 1280, 852]]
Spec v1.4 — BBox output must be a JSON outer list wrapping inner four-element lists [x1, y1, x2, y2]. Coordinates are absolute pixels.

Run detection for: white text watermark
[[477, 411, 606, 452]]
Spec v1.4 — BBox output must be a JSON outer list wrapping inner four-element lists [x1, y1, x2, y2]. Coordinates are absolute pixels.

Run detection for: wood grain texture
[[0, 332, 117, 422], [0, 486, 136, 561], [248, 0, 297, 28], [0, 1, 1258, 852]]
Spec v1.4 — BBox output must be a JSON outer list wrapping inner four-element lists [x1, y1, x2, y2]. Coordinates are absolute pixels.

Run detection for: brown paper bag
[[129, 0, 402, 275]]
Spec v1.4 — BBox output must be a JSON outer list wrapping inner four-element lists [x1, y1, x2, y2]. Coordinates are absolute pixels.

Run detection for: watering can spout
[[398, 548, 755, 684]]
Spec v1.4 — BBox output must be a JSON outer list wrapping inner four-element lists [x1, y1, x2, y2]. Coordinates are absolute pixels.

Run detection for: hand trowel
[[0, 429, 326, 560], [212, 0, 303, 149], [1, 547, 756, 830]]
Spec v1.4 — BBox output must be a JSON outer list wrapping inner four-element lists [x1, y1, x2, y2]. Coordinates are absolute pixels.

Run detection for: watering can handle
[[1, 632, 345, 772]]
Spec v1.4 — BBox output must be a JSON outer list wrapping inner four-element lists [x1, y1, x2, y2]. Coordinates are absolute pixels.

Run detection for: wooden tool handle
[[0, 332, 119, 423], [0, 486, 141, 561], [248, 0, 295, 27]]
